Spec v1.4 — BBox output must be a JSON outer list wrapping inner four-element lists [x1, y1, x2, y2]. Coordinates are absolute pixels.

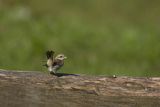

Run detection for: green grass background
[[0, 0, 160, 76]]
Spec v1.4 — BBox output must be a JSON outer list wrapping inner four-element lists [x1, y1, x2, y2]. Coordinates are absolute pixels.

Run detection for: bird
[[43, 50, 67, 74]]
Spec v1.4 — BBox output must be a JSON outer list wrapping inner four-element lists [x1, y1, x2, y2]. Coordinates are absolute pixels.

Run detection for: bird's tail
[[46, 50, 54, 59]]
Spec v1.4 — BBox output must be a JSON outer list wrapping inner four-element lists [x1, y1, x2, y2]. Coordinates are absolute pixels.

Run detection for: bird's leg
[[50, 71, 56, 75], [49, 68, 57, 75]]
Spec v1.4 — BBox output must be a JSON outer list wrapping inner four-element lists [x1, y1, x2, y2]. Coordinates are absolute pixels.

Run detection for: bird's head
[[55, 54, 67, 60]]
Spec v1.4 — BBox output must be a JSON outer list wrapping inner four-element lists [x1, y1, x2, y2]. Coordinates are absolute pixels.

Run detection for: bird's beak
[[64, 56, 67, 59]]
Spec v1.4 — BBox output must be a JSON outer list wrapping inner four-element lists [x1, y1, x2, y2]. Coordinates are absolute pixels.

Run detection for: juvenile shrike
[[43, 50, 67, 74]]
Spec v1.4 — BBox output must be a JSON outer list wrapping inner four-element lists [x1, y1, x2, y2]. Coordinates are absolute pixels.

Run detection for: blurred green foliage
[[0, 0, 160, 76]]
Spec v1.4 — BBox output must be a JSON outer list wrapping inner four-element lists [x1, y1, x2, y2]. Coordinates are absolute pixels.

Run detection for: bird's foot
[[50, 71, 56, 75]]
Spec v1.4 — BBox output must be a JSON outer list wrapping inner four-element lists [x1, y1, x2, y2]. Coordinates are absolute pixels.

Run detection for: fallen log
[[0, 70, 160, 107]]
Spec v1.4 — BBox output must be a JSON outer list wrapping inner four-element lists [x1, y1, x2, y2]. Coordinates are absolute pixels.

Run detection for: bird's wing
[[52, 59, 64, 67], [52, 59, 63, 71], [52, 59, 59, 66], [46, 50, 55, 60]]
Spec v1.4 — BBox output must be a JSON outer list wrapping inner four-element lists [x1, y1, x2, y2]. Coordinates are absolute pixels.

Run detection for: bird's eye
[[60, 56, 63, 58]]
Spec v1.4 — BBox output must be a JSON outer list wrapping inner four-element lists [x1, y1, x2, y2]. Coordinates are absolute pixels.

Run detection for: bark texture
[[0, 70, 160, 107]]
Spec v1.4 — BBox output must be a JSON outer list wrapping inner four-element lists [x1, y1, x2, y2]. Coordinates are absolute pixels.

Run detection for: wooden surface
[[0, 70, 160, 107]]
